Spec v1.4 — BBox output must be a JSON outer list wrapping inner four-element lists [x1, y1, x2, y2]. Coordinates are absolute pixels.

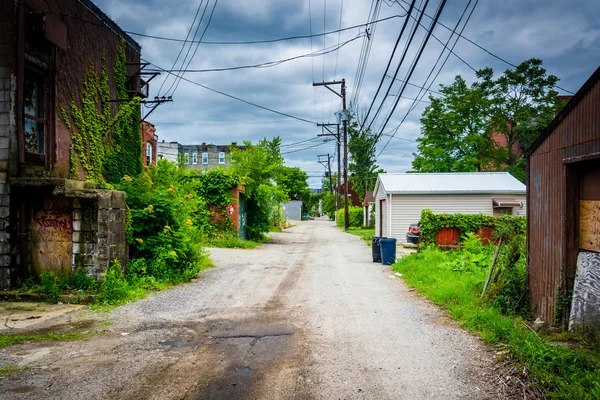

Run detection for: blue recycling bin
[[380, 238, 397, 265]]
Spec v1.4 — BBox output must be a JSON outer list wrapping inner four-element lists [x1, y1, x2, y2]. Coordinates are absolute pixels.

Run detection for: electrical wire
[[364, 0, 428, 134], [377, 0, 478, 155], [358, 0, 416, 133], [374, 0, 447, 143], [281, 139, 335, 155], [393, 0, 575, 94], [143, 60, 318, 125], [169, 0, 220, 96], [157, 0, 205, 96], [124, 15, 403, 45], [149, 34, 363, 74]]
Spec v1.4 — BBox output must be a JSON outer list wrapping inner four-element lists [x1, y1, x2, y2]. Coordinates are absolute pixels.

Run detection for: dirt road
[[0, 219, 500, 399]]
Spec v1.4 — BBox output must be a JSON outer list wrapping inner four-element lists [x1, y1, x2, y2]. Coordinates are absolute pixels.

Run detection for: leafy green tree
[[477, 58, 561, 180], [230, 137, 286, 239], [412, 76, 498, 172], [412, 58, 563, 181], [348, 121, 380, 201], [277, 167, 311, 203]]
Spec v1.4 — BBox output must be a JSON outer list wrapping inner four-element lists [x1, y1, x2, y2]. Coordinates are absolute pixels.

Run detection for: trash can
[[372, 236, 385, 262], [380, 238, 397, 265]]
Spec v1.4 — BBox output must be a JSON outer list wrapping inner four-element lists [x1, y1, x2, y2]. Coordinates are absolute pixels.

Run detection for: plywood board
[[580, 200, 600, 252], [31, 200, 73, 276]]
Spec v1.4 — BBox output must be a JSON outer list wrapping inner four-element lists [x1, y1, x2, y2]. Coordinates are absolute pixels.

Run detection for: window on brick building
[[219, 152, 225, 164], [192, 152, 198, 164], [146, 142, 152, 165], [23, 69, 46, 156], [185, 153, 190, 164], [202, 152, 208, 164]]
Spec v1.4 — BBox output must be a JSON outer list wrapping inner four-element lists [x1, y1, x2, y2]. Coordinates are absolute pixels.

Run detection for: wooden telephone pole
[[312, 79, 348, 230]]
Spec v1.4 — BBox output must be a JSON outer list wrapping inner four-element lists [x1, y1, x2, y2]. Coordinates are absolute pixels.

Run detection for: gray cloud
[[93, 0, 599, 187]]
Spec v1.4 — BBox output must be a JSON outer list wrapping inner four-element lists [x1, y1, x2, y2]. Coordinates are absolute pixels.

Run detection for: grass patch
[[343, 227, 375, 244], [3, 306, 38, 312], [393, 246, 600, 399], [207, 234, 272, 249], [0, 366, 27, 375], [0, 331, 92, 348]]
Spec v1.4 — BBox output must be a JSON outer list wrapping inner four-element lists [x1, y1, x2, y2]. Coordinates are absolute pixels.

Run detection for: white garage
[[373, 172, 526, 244]]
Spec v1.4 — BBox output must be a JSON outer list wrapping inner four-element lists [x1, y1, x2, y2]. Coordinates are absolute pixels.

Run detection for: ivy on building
[[61, 43, 142, 183]]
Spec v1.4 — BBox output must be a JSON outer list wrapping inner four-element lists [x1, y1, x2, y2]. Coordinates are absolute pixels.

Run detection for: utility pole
[[317, 154, 333, 193], [313, 79, 348, 230], [317, 123, 341, 212]]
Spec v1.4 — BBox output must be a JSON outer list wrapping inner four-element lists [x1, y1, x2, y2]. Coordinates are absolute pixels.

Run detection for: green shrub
[[336, 206, 364, 227], [98, 262, 129, 304], [419, 209, 525, 244]]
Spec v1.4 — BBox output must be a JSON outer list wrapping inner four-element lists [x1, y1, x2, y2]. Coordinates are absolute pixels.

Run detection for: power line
[[144, 60, 318, 125], [148, 34, 363, 74], [281, 139, 335, 155], [378, 0, 479, 156], [157, 0, 205, 96], [169, 0, 220, 97], [378, 0, 469, 158], [364, 0, 427, 134], [359, 0, 416, 133], [281, 137, 324, 147], [125, 14, 403, 45], [374, 0, 447, 143], [393, 0, 575, 94]]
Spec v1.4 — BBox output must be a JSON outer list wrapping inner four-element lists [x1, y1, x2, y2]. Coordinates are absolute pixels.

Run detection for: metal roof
[[375, 172, 526, 195]]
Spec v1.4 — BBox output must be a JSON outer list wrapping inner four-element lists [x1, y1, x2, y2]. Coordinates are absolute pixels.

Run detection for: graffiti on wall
[[31, 201, 73, 276], [34, 208, 74, 235]]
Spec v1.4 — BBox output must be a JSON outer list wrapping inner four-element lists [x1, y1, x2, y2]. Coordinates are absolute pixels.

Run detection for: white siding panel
[[375, 184, 387, 237], [390, 193, 527, 243]]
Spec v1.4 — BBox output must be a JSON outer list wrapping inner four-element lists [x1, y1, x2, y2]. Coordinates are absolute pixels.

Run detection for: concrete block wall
[[72, 190, 128, 277], [0, 41, 16, 289]]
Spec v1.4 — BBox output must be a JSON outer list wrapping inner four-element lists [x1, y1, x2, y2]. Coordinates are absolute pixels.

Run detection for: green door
[[238, 194, 248, 240]]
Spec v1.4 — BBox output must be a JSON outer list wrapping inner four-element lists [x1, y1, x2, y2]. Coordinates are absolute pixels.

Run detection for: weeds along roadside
[[393, 234, 600, 399]]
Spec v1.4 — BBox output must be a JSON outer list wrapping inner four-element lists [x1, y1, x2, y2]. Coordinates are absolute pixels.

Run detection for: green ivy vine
[[61, 43, 142, 183], [420, 209, 526, 244]]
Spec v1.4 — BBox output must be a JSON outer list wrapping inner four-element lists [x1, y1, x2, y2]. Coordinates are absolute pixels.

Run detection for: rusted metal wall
[[527, 75, 600, 323]]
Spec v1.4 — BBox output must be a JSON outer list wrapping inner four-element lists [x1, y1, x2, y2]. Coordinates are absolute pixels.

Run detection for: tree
[[348, 120, 380, 201], [477, 58, 561, 180], [412, 58, 563, 181], [412, 75, 498, 172], [230, 137, 286, 239], [277, 167, 311, 203]]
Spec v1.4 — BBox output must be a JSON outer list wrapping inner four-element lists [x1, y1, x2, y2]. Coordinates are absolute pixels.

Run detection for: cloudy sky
[[93, 0, 599, 187]]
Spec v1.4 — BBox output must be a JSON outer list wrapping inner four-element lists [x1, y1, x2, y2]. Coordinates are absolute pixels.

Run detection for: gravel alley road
[[1, 219, 501, 399]]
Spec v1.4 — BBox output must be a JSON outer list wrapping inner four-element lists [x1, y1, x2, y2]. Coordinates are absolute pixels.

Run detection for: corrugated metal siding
[[528, 77, 600, 323], [389, 194, 527, 243]]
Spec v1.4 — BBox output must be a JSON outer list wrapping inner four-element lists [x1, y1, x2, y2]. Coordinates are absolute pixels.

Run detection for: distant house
[[524, 66, 600, 327], [373, 173, 526, 243], [363, 191, 375, 227], [157, 141, 182, 163], [156, 141, 243, 170], [336, 181, 361, 207]]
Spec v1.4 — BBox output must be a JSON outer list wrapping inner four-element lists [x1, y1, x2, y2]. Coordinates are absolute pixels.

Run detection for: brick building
[[0, 0, 144, 287], [141, 121, 157, 166]]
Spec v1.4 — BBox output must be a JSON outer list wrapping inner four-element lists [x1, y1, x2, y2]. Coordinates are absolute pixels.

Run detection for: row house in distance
[[0, 0, 147, 288], [157, 141, 242, 170]]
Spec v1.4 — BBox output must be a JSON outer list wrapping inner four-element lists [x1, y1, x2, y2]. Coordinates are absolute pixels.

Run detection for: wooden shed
[[524, 66, 600, 325], [373, 172, 526, 244]]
